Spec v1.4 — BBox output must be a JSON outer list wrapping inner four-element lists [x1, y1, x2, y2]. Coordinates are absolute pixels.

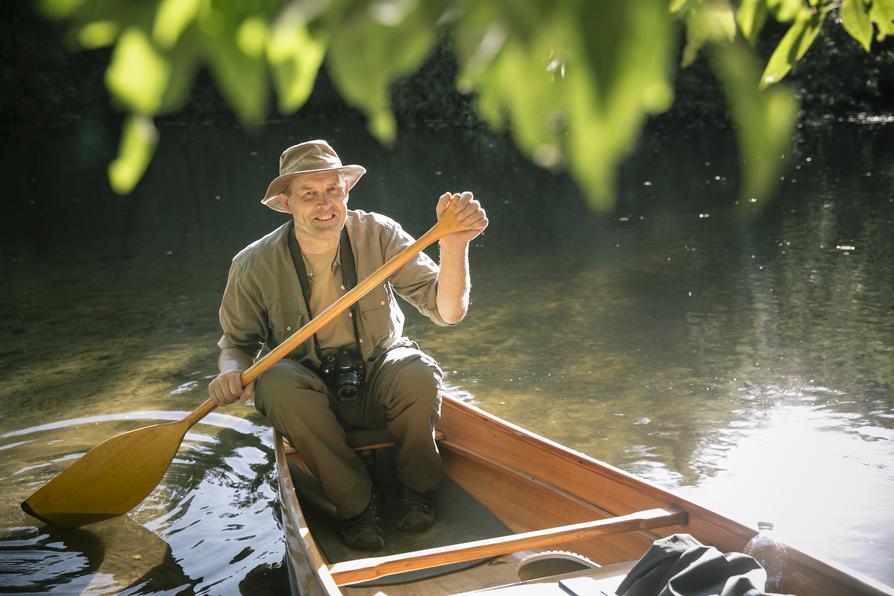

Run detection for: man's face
[[281, 171, 348, 246]]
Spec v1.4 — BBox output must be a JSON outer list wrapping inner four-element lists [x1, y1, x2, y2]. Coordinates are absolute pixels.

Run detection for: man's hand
[[208, 369, 256, 406], [437, 191, 488, 246]]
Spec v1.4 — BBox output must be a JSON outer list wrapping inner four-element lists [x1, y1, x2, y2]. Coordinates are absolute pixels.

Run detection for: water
[[1, 117, 892, 592]]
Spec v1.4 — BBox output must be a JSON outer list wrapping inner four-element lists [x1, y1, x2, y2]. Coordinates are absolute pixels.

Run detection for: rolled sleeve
[[218, 259, 266, 357], [381, 220, 450, 327]]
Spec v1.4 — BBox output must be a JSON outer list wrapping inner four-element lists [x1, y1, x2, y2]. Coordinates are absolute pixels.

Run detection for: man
[[208, 140, 487, 551]]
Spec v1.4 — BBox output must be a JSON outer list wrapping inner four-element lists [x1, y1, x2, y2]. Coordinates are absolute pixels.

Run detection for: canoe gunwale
[[274, 429, 342, 596]]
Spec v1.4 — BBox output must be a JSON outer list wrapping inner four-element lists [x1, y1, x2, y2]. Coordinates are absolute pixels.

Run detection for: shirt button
[[359, 338, 364, 343], [380, 300, 385, 306], [286, 326, 292, 331], [308, 271, 314, 277]]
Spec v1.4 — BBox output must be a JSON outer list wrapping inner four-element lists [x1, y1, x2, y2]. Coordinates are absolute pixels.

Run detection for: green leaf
[[200, 24, 270, 127], [681, 32, 705, 68], [669, 0, 691, 14], [869, 0, 894, 40], [267, 6, 327, 114], [325, 1, 442, 143], [108, 115, 159, 194], [569, 0, 676, 210], [76, 21, 119, 49], [237, 17, 268, 57], [841, 0, 872, 50], [737, 0, 769, 44], [710, 41, 798, 205], [455, 0, 675, 210], [39, 0, 85, 19], [766, 0, 806, 22], [681, 3, 737, 67], [760, 19, 803, 86], [454, 3, 507, 89], [795, 12, 825, 60], [105, 28, 170, 114], [159, 41, 198, 113], [703, 3, 738, 42], [153, 0, 201, 49], [760, 11, 823, 87]]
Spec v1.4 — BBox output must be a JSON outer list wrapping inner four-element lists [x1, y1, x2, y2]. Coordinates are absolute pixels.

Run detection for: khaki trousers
[[254, 346, 445, 519]]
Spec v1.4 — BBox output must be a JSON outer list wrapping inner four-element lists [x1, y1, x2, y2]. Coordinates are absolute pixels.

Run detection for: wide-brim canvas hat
[[261, 140, 366, 213]]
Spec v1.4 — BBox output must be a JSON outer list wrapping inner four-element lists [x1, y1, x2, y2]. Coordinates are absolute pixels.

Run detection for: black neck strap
[[287, 223, 363, 360]]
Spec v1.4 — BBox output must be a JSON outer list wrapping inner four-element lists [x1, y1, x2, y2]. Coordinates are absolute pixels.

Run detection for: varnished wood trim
[[274, 431, 342, 596], [441, 439, 618, 519], [328, 508, 687, 586]]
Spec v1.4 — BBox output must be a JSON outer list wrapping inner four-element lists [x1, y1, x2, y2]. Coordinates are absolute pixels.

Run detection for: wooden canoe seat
[[328, 507, 688, 586], [283, 428, 445, 457]]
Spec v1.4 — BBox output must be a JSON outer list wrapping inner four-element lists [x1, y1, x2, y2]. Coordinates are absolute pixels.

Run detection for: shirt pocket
[[267, 310, 309, 353], [359, 287, 402, 347], [359, 304, 389, 341]]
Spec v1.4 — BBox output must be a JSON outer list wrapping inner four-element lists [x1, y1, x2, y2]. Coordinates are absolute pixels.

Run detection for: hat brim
[[260, 165, 366, 213]]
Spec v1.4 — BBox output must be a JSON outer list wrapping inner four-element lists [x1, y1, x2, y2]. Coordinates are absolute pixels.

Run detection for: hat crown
[[280, 140, 343, 176]]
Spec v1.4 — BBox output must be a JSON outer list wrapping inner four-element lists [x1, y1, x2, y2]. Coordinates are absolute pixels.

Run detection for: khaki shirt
[[218, 209, 449, 364]]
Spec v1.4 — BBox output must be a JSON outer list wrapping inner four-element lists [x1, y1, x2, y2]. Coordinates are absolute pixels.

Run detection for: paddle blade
[[21, 421, 188, 527]]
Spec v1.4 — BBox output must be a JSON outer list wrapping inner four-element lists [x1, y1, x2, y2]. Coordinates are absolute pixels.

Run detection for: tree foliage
[[39, 0, 894, 209]]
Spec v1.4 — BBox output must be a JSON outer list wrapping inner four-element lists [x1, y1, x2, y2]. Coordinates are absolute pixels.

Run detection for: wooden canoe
[[274, 394, 894, 595]]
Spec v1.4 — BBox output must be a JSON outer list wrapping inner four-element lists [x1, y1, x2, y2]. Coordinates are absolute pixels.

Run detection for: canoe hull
[[274, 395, 894, 595]]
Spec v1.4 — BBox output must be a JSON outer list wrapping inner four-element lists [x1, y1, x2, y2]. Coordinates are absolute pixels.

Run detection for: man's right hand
[[209, 369, 256, 406]]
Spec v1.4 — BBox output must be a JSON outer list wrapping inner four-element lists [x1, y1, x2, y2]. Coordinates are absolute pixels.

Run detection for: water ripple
[[0, 411, 288, 594]]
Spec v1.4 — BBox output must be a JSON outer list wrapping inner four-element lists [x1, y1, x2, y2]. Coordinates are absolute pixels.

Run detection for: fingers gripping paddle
[[22, 204, 470, 527]]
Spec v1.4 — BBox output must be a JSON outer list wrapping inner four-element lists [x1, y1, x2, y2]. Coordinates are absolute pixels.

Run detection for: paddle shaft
[[185, 206, 465, 426]]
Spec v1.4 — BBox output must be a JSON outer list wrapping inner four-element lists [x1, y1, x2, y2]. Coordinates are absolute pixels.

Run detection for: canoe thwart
[[328, 507, 688, 586]]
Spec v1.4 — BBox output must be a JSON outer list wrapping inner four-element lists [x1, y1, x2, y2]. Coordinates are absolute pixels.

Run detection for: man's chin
[[312, 220, 344, 235]]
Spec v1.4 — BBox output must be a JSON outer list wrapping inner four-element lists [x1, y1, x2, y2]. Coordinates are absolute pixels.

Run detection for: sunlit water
[[1, 118, 892, 592]]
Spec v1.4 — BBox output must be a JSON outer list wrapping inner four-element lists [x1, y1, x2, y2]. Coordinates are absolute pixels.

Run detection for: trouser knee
[[254, 360, 327, 418], [373, 347, 443, 422], [369, 347, 445, 491], [254, 360, 371, 518]]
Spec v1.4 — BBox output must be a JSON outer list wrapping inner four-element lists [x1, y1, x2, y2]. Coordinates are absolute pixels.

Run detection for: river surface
[[1, 116, 892, 594]]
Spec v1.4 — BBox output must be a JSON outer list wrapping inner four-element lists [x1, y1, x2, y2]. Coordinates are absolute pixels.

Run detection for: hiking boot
[[341, 495, 384, 551], [396, 485, 436, 533]]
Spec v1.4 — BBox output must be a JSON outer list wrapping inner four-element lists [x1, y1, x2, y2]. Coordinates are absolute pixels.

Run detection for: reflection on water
[[678, 393, 894, 585], [1, 411, 287, 594], [1, 119, 892, 591], [1, 517, 184, 593]]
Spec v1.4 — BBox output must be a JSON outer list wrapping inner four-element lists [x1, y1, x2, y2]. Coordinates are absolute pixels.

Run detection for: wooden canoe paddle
[[22, 203, 471, 528]]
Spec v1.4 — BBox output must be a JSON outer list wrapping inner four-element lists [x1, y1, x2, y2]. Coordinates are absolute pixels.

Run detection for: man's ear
[[277, 192, 290, 212]]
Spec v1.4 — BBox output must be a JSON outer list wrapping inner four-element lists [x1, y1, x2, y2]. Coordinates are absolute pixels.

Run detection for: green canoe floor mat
[[288, 447, 513, 586]]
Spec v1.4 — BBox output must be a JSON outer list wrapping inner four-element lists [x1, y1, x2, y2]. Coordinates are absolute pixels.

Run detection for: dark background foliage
[[3, 0, 892, 136]]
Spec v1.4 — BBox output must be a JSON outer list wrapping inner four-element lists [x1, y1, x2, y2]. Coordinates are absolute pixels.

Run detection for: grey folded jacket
[[616, 533, 770, 596]]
